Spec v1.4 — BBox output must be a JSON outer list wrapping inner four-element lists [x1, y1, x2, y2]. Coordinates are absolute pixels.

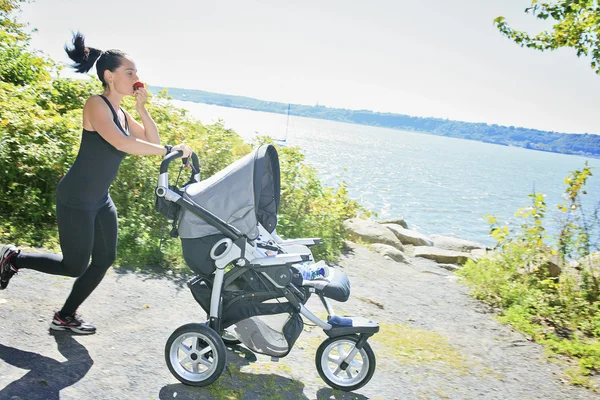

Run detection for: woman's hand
[[134, 86, 148, 109], [172, 143, 193, 158]]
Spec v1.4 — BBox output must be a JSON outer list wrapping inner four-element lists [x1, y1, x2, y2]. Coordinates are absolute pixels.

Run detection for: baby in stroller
[[155, 144, 379, 391]]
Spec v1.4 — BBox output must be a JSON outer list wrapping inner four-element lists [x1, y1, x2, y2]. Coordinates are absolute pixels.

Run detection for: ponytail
[[64, 32, 126, 88], [64, 32, 102, 73]]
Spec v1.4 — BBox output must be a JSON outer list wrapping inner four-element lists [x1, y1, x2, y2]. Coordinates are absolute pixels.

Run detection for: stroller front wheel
[[165, 323, 227, 386], [315, 335, 376, 392]]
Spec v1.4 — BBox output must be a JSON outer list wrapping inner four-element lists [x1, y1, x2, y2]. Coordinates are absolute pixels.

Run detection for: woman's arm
[[124, 87, 160, 144], [86, 96, 166, 156], [124, 108, 160, 144]]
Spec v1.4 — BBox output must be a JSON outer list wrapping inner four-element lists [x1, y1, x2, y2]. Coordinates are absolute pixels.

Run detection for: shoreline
[[158, 91, 600, 160]]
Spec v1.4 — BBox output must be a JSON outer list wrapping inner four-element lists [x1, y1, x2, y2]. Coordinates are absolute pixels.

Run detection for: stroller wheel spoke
[[345, 369, 354, 379], [179, 343, 191, 355], [327, 354, 340, 364], [192, 361, 200, 374], [180, 356, 191, 366], [197, 347, 212, 358], [198, 357, 213, 368]]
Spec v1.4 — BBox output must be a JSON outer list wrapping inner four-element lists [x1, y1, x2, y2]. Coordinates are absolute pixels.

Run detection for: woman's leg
[[59, 199, 118, 316], [11, 203, 96, 277]]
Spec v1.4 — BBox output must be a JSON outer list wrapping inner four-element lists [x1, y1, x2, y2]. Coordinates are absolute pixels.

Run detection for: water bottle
[[296, 261, 313, 280], [300, 268, 312, 281], [309, 267, 325, 280], [296, 261, 327, 281]]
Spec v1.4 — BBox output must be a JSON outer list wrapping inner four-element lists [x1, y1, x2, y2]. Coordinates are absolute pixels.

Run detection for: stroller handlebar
[[159, 150, 200, 175]]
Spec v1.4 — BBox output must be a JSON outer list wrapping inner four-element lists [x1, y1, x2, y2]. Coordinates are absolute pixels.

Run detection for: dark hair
[[64, 32, 126, 88]]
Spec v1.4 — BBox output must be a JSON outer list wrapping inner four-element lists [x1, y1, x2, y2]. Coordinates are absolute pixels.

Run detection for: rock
[[518, 253, 562, 278], [413, 247, 472, 265], [343, 218, 404, 251], [384, 224, 433, 246], [540, 255, 562, 278], [370, 243, 410, 264], [470, 248, 487, 260], [574, 252, 600, 272], [429, 234, 486, 252], [438, 263, 461, 272], [377, 217, 408, 229]]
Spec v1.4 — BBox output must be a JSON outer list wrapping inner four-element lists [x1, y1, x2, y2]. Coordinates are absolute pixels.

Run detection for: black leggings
[[13, 200, 118, 316]]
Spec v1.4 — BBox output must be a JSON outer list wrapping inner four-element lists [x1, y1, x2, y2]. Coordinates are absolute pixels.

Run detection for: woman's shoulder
[[82, 95, 113, 128], [83, 95, 112, 115], [84, 95, 106, 107]]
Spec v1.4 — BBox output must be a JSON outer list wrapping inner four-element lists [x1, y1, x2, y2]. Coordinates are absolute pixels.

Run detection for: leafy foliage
[[495, 1, 600, 74], [459, 165, 600, 390]]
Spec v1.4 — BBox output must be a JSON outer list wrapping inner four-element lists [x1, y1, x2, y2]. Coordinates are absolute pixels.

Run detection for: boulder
[[370, 243, 410, 264], [541, 256, 562, 278], [574, 252, 600, 272], [437, 263, 461, 272], [343, 218, 404, 251], [518, 253, 562, 278], [413, 247, 472, 265], [377, 217, 408, 229], [470, 248, 488, 260], [429, 234, 486, 252], [384, 224, 433, 247]]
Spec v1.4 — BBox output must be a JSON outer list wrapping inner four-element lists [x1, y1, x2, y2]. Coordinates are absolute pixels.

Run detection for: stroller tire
[[165, 323, 227, 387], [315, 334, 376, 392]]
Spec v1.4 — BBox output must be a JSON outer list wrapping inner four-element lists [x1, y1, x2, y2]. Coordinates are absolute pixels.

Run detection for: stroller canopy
[[178, 144, 281, 240]]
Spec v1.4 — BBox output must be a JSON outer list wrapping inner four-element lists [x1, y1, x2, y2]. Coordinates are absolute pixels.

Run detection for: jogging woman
[[0, 32, 192, 334]]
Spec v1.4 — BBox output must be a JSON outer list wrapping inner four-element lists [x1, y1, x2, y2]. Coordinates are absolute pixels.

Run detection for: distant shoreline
[[150, 86, 600, 159]]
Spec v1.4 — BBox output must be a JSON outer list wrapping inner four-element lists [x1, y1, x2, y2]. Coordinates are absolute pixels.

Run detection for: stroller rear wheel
[[165, 323, 227, 386], [315, 335, 376, 392]]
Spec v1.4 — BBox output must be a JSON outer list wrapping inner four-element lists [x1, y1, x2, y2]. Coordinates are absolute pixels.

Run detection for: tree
[[495, 0, 600, 74], [1, 0, 51, 85]]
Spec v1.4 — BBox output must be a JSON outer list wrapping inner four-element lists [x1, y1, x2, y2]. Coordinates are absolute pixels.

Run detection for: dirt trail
[[0, 242, 598, 399]]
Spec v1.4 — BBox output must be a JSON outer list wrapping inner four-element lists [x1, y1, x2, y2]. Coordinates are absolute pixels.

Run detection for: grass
[[371, 322, 470, 374], [458, 254, 600, 392]]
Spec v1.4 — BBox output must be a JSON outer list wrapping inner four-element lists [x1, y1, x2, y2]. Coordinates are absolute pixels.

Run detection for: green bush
[[458, 164, 600, 390]]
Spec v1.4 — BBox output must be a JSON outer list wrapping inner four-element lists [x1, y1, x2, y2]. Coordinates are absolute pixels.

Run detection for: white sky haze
[[17, 0, 600, 134]]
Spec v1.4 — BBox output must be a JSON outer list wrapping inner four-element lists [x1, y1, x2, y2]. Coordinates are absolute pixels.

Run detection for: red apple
[[133, 81, 145, 90]]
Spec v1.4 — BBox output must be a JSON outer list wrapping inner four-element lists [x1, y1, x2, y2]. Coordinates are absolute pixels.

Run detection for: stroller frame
[[156, 149, 379, 391]]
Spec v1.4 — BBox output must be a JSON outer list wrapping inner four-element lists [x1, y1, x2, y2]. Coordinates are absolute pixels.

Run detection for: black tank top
[[56, 95, 130, 210]]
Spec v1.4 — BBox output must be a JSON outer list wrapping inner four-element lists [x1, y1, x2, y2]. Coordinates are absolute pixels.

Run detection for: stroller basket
[[188, 273, 299, 328], [188, 275, 303, 357]]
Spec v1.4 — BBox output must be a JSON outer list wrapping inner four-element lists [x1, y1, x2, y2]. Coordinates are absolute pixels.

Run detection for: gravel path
[[1, 242, 598, 400]]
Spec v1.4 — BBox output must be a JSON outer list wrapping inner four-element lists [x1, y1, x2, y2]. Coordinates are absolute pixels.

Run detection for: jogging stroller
[[155, 144, 379, 391]]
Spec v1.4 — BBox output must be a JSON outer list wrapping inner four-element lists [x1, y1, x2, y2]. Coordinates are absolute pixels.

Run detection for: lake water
[[170, 100, 600, 246]]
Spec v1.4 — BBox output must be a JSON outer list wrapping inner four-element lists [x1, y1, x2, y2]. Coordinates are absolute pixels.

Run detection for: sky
[[16, 0, 600, 134]]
